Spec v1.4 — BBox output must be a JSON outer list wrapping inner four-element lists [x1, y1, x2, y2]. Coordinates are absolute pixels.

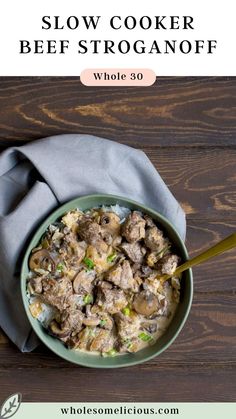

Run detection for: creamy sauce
[[27, 205, 180, 356], [138, 302, 178, 352], [75, 291, 178, 356]]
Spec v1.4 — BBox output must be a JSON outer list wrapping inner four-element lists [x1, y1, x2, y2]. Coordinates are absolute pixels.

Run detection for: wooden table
[[0, 77, 235, 402]]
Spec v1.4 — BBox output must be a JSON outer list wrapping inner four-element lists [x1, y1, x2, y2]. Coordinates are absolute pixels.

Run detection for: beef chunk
[[145, 226, 165, 252], [78, 218, 108, 253], [122, 211, 146, 243], [105, 260, 137, 291], [41, 277, 73, 311], [144, 215, 156, 228], [143, 276, 162, 295], [120, 242, 146, 264], [60, 309, 84, 334], [157, 254, 180, 275], [89, 329, 114, 352], [114, 312, 140, 341], [96, 282, 127, 314], [71, 327, 113, 352], [89, 305, 114, 330], [71, 327, 94, 350], [64, 235, 87, 266]]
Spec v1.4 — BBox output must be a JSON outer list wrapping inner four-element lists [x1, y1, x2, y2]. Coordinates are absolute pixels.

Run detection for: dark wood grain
[[0, 77, 235, 147], [0, 365, 235, 402], [186, 221, 236, 291], [146, 147, 236, 220], [0, 76, 235, 403]]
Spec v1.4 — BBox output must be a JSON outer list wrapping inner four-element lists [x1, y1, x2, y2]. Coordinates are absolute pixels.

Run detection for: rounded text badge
[[80, 69, 156, 86]]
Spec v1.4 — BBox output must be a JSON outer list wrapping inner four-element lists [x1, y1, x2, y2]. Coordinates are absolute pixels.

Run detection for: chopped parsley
[[56, 263, 64, 272], [83, 294, 93, 305], [107, 253, 117, 263], [138, 332, 153, 342], [83, 257, 95, 270], [122, 306, 131, 316], [106, 348, 117, 357]]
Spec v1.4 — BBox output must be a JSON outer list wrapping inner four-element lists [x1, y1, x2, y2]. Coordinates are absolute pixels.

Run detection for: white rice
[[29, 296, 56, 327], [100, 204, 131, 223]]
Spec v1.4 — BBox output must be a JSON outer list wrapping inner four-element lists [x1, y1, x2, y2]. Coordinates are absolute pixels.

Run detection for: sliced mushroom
[[49, 320, 71, 339], [29, 249, 55, 271], [73, 269, 95, 294], [83, 317, 100, 327], [82, 305, 100, 326], [100, 212, 121, 236], [133, 290, 159, 316]]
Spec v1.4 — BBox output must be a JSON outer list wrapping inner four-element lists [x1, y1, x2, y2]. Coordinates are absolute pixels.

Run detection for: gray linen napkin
[[0, 134, 186, 352]]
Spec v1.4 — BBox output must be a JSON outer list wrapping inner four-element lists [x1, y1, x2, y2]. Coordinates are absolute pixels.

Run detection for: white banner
[[3, 401, 236, 419], [0, 0, 235, 76]]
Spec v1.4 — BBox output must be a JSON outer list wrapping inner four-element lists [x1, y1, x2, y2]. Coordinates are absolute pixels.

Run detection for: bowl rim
[[21, 193, 193, 368]]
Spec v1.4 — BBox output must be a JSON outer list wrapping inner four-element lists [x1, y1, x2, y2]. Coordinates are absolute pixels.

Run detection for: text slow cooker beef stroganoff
[[27, 205, 181, 356]]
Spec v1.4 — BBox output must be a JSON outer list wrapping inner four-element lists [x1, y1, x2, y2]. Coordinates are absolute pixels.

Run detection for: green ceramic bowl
[[21, 194, 193, 368]]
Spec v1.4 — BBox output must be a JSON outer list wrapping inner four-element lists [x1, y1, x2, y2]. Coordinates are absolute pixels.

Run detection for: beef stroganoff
[[27, 206, 181, 356]]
